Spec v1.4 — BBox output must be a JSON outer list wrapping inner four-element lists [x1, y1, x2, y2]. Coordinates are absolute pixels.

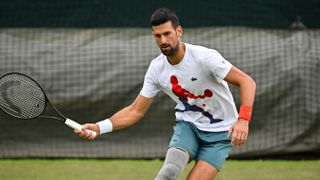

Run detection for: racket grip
[[65, 119, 97, 137]]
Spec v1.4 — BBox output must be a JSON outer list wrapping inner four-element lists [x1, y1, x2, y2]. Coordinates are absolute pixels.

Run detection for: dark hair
[[150, 8, 180, 28]]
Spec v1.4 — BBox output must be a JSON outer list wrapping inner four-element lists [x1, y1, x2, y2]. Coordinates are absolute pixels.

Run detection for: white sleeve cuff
[[97, 119, 113, 134]]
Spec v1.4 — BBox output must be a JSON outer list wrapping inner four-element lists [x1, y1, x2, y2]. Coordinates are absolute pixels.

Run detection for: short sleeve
[[140, 64, 160, 98], [202, 49, 232, 83]]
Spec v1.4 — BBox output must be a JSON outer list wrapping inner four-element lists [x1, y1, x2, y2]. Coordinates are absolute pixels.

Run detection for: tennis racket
[[0, 72, 96, 136]]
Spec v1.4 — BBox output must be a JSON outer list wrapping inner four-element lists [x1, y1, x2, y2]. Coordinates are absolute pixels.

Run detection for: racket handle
[[65, 119, 97, 137]]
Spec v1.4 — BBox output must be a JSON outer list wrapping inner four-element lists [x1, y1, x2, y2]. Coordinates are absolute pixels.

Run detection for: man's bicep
[[223, 66, 249, 86]]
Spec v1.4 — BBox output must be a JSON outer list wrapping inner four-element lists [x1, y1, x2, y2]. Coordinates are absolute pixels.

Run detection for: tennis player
[[76, 8, 256, 180]]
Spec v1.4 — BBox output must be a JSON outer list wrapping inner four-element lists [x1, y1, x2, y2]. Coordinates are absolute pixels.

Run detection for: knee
[[155, 163, 181, 180], [155, 148, 190, 180]]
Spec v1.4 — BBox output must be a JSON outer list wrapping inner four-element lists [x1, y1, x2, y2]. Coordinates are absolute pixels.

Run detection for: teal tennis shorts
[[168, 120, 232, 171]]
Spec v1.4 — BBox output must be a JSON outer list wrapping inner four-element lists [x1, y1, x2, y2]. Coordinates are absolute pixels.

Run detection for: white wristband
[[97, 119, 113, 134]]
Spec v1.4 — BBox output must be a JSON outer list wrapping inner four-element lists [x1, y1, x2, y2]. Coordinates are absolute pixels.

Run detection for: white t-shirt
[[140, 43, 238, 132]]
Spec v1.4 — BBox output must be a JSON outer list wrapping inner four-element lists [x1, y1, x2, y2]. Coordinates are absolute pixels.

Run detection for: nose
[[159, 35, 168, 46]]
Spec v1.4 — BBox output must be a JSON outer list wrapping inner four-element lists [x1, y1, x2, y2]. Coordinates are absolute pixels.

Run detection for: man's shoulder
[[149, 54, 165, 66], [146, 54, 165, 73], [186, 43, 217, 56]]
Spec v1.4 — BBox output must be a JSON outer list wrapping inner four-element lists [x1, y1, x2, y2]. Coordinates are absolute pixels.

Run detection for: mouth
[[161, 46, 170, 51]]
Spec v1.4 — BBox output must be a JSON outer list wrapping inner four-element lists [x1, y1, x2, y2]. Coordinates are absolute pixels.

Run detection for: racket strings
[[0, 74, 46, 119]]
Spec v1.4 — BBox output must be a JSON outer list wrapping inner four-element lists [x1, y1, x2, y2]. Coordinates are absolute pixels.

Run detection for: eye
[[163, 32, 170, 36], [154, 34, 161, 38]]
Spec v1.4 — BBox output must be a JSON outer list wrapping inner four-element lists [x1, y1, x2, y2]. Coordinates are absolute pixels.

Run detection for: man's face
[[152, 21, 182, 56]]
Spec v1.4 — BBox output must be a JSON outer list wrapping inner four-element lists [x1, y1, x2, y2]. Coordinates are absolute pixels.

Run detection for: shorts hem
[[194, 158, 222, 171]]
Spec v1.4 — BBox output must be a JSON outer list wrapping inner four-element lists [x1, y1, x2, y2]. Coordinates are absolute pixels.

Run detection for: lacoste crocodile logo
[[191, 77, 198, 81]]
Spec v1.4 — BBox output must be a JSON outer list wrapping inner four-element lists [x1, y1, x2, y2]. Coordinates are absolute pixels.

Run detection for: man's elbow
[[135, 111, 145, 120], [238, 74, 256, 91], [248, 76, 256, 91], [130, 106, 145, 122]]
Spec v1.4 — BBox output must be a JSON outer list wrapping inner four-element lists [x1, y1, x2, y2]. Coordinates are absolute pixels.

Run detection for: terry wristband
[[238, 105, 253, 122], [97, 119, 113, 134]]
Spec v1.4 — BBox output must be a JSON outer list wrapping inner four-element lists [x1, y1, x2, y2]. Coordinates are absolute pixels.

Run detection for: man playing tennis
[[76, 8, 256, 180]]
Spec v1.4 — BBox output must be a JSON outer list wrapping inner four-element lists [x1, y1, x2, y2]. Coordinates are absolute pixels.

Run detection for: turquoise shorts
[[168, 120, 232, 171]]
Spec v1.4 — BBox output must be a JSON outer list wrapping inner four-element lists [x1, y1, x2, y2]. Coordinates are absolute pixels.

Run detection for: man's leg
[[187, 131, 232, 180], [187, 160, 218, 180], [155, 147, 190, 180]]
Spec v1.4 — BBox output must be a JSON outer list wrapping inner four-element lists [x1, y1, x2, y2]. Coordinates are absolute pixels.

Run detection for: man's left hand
[[228, 119, 249, 147]]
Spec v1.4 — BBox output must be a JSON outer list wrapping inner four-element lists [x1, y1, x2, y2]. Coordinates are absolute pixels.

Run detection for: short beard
[[161, 41, 179, 56]]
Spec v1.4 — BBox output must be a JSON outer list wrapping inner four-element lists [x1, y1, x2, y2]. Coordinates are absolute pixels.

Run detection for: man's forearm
[[108, 105, 144, 131], [239, 76, 256, 107]]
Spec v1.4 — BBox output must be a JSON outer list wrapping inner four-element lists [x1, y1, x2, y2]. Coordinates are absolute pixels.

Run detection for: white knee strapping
[[155, 147, 190, 180]]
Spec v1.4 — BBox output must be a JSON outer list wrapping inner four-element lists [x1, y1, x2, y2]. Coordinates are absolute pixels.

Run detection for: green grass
[[0, 159, 319, 180]]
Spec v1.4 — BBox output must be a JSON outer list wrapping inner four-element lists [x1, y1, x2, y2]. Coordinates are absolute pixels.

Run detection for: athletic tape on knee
[[155, 147, 189, 180]]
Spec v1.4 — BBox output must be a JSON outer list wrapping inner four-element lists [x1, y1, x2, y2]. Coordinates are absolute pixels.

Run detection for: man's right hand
[[75, 123, 99, 140]]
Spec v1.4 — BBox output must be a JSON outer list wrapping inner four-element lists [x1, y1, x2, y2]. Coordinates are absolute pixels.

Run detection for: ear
[[176, 26, 183, 38]]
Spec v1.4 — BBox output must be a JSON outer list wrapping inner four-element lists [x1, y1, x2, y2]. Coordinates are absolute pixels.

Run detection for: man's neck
[[167, 42, 185, 65]]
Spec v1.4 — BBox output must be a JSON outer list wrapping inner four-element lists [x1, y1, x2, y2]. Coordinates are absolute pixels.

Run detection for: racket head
[[0, 72, 47, 120]]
